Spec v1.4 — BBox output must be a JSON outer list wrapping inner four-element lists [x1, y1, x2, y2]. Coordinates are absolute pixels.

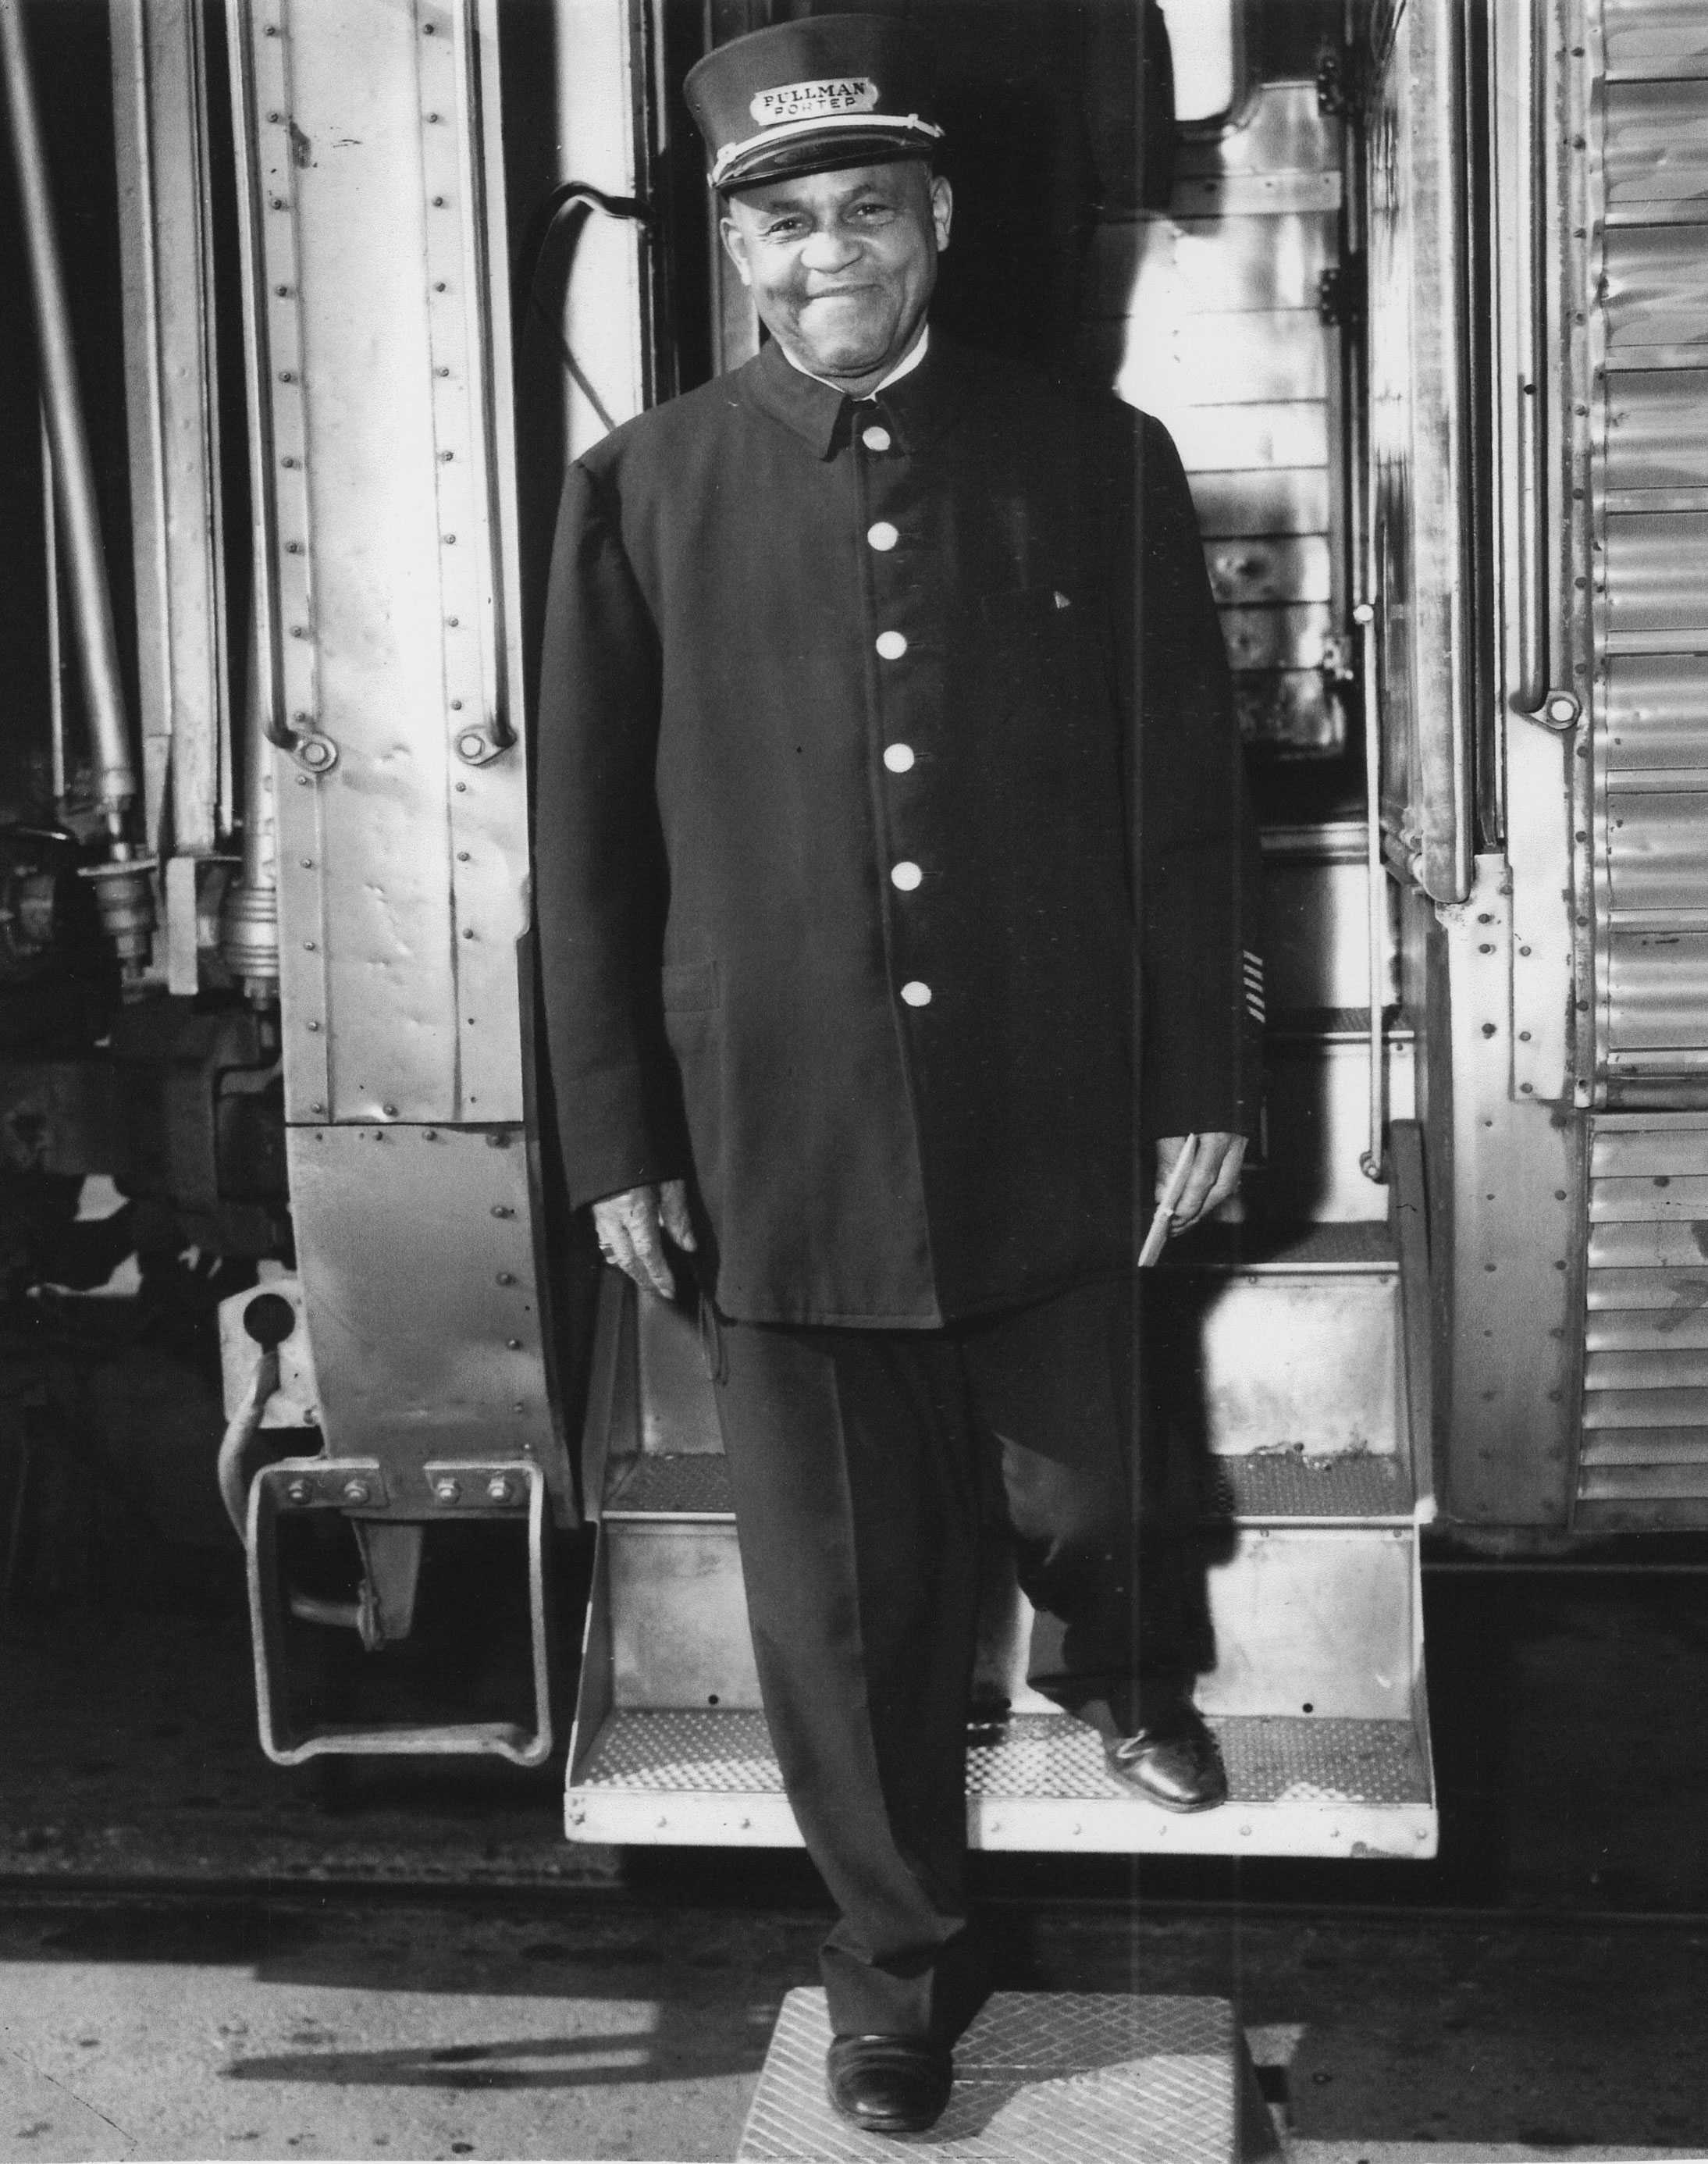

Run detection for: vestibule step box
[[565, 1509, 1434, 1857]]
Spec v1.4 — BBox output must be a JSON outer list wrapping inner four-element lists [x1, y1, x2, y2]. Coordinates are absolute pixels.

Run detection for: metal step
[[607, 1448, 1414, 1524], [568, 1706, 1434, 1859], [738, 1988, 1255, 2162]]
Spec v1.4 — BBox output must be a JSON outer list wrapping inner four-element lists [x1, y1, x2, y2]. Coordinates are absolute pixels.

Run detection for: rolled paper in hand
[[1138, 1133, 1200, 1269]]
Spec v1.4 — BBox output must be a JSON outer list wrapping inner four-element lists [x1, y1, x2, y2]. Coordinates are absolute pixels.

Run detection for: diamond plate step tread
[[575, 1707, 1429, 1807], [1160, 1220, 1397, 1273], [1212, 1450, 1413, 1518], [605, 1450, 1416, 1523], [604, 1452, 732, 1516], [738, 1988, 1244, 2163]]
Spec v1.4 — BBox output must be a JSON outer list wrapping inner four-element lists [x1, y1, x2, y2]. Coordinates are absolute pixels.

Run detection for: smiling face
[[720, 161, 952, 396]]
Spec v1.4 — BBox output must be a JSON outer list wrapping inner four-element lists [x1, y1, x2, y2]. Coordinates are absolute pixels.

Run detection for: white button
[[884, 743, 916, 773], [862, 424, 892, 452], [900, 980, 932, 1007], [891, 861, 922, 891], [875, 630, 909, 660], [866, 521, 898, 552]]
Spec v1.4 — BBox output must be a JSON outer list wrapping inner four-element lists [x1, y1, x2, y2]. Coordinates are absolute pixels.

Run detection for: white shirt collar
[[780, 323, 929, 397]]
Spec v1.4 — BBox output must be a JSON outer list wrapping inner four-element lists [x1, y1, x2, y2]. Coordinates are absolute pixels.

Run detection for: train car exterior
[[1, 0, 1704, 1863]]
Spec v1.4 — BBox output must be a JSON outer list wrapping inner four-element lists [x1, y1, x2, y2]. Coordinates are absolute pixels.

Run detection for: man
[[536, 13, 1260, 2135]]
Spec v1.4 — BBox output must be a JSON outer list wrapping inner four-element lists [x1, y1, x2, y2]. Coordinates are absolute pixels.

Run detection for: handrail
[[1503, 0, 1550, 717]]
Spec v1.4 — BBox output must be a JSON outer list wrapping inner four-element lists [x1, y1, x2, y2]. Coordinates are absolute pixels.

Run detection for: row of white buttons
[[862, 482, 926, 1004]]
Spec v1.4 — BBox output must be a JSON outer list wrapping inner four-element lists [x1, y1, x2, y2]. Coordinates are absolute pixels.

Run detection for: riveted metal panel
[[1433, 864, 1584, 1524], [1152, 404, 1329, 475], [1102, 310, 1329, 411], [287, 1121, 568, 1508], [237, 0, 528, 1126], [1603, 0, 1708, 81]]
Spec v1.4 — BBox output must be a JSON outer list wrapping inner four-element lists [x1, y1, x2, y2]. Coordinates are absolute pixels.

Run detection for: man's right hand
[[592, 1179, 697, 1299]]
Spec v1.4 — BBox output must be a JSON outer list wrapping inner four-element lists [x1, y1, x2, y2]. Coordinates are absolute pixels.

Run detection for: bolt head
[[341, 1479, 371, 1506], [286, 1479, 313, 1507], [486, 1476, 512, 1504], [434, 1478, 461, 1504]]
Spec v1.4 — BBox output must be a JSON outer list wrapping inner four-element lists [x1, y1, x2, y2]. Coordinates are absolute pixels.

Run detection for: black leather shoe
[[1105, 1699, 1229, 1812], [826, 2034, 952, 2134]]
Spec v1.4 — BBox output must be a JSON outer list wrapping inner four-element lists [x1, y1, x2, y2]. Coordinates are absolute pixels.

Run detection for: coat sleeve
[[533, 459, 689, 1209], [1125, 412, 1264, 1142]]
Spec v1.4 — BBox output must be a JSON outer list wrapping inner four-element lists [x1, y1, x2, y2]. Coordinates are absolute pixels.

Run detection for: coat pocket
[[660, 959, 719, 1014]]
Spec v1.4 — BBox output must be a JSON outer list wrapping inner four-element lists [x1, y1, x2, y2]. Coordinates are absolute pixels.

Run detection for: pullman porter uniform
[[535, 9, 1262, 2109]]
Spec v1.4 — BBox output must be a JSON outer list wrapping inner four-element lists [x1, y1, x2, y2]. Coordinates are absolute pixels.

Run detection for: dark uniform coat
[[536, 331, 1259, 1328]]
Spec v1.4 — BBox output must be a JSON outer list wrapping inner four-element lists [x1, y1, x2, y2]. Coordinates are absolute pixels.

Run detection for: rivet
[[455, 781, 467, 792], [1521, 1081, 1534, 1093], [456, 850, 470, 863], [432, 195, 447, 208], [512, 1401, 525, 1414], [290, 625, 308, 639], [496, 1272, 515, 1286], [278, 369, 296, 383], [383, 1104, 397, 1117], [1481, 1022, 1496, 1038], [507, 1338, 522, 1351], [268, 110, 283, 123], [275, 284, 292, 298], [281, 455, 300, 469], [1519, 945, 1532, 956], [285, 540, 304, 555], [423, 1128, 438, 1141], [450, 698, 463, 711], [286, 1479, 312, 1506], [427, 111, 441, 123], [436, 367, 450, 378], [296, 773, 311, 785], [492, 1205, 514, 1219], [341, 1479, 370, 1506], [300, 856, 314, 868], [443, 533, 457, 545], [1478, 943, 1494, 955], [462, 927, 475, 939], [311, 1101, 326, 1115], [1518, 1030, 1531, 1042], [303, 940, 316, 952], [435, 1478, 461, 1504], [487, 1476, 511, 1503], [447, 616, 460, 627], [305, 1020, 321, 1032]]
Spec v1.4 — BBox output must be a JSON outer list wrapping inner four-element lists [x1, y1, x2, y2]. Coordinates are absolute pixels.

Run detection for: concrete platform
[[738, 1988, 1261, 2162]]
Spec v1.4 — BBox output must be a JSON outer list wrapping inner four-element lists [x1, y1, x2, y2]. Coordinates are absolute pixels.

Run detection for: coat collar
[[737, 329, 965, 459]]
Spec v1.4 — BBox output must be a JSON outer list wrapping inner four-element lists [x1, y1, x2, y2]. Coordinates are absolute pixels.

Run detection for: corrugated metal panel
[[1604, 371, 1708, 488], [1607, 931, 1708, 1048], [1603, 0, 1708, 82], [1578, 1117, 1708, 1513], [1604, 80, 1708, 206], [1603, 792, 1708, 914], [1603, 653, 1708, 767], [1606, 511, 1708, 631], [1602, 222, 1708, 350]]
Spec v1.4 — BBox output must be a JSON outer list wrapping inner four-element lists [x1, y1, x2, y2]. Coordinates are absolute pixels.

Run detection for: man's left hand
[[1155, 1132, 1246, 1232]]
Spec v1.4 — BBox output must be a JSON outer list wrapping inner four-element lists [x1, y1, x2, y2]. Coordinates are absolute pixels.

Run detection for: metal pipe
[[219, 611, 280, 1001], [1501, 0, 1549, 715], [0, 0, 138, 831], [40, 403, 64, 811]]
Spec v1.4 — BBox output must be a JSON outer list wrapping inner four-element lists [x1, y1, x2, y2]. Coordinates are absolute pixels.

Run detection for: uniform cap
[[685, 14, 942, 192]]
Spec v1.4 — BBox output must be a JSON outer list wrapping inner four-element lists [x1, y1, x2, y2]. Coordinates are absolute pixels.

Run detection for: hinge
[[1318, 255, 1366, 329], [1315, 41, 1358, 117]]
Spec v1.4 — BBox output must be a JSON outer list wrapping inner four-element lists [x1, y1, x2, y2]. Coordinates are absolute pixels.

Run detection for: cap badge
[[749, 77, 880, 130]]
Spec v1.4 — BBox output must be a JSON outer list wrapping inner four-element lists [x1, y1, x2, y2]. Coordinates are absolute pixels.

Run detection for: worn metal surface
[[1365, 0, 1471, 903], [285, 1122, 565, 1502], [233, 0, 530, 1127], [1182, 1269, 1400, 1454], [567, 1707, 1435, 1857], [1428, 863, 1584, 1525], [739, 1990, 1241, 2164], [110, 0, 230, 867], [1577, 1114, 1708, 1521]]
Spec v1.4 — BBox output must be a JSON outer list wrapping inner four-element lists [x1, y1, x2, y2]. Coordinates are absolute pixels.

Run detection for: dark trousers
[[710, 1278, 1190, 2041]]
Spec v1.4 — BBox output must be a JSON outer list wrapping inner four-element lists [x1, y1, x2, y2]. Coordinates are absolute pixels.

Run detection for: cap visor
[[718, 128, 936, 191]]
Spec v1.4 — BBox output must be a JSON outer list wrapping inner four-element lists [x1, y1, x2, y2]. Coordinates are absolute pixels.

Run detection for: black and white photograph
[[0, 0, 1706, 2157]]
